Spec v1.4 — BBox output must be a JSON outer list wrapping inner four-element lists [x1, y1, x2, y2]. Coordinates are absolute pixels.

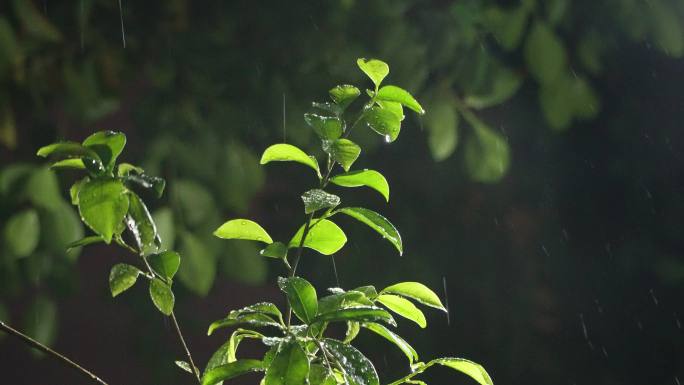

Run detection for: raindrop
[[579, 313, 594, 350], [601, 346, 608, 358], [676, 376, 681, 385], [117, 0, 126, 48], [541, 245, 550, 257], [384, 135, 391, 143], [594, 299, 603, 314], [442, 276, 450, 325], [649, 288, 659, 306], [675, 312, 681, 329]]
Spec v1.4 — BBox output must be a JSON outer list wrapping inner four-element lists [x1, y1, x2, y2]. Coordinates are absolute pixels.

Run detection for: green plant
[[2, 58, 492, 385]]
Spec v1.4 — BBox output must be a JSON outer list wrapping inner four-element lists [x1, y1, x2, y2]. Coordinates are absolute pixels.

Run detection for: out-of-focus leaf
[[649, 0, 684, 57], [524, 21, 567, 84], [172, 179, 215, 227], [0, 104, 16, 149], [13, 0, 62, 42], [424, 98, 459, 162], [152, 207, 175, 251], [26, 167, 62, 211], [178, 232, 216, 296], [484, 4, 529, 51], [462, 113, 510, 183], [3, 209, 39, 258], [41, 201, 84, 260], [221, 241, 268, 285], [464, 66, 522, 110], [23, 296, 57, 353]]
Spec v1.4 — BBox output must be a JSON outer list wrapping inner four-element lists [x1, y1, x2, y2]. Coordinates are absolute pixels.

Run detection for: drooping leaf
[[77, 178, 130, 243], [431, 358, 494, 385], [82, 131, 126, 170], [109, 263, 142, 297], [66, 235, 104, 251], [314, 306, 395, 327], [126, 192, 159, 255], [214, 219, 273, 244], [50, 158, 85, 170], [345, 321, 361, 343], [301, 189, 340, 214], [330, 170, 389, 202], [260, 144, 320, 177], [3, 209, 39, 257], [260, 242, 288, 259], [326, 139, 361, 172], [335, 207, 402, 255], [36, 141, 99, 162], [363, 322, 418, 364], [376, 294, 426, 328], [365, 106, 401, 142], [380, 282, 446, 311], [264, 341, 310, 385], [357, 58, 389, 89], [175, 360, 194, 374], [305, 113, 343, 140], [278, 276, 318, 324], [289, 219, 347, 255], [376, 85, 425, 114], [201, 359, 265, 385], [149, 250, 181, 280], [204, 329, 264, 383], [323, 338, 379, 385], [329, 85, 361, 110], [149, 278, 175, 315]]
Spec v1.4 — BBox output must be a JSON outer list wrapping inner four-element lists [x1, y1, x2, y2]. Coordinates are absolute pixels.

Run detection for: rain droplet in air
[[384, 135, 391, 143]]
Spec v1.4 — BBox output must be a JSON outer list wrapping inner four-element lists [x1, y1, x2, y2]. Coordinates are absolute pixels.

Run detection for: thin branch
[[0, 320, 108, 385], [171, 312, 201, 383]]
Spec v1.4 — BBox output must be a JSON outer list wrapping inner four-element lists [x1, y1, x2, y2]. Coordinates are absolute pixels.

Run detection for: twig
[[171, 312, 201, 383], [0, 320, 108, 385]]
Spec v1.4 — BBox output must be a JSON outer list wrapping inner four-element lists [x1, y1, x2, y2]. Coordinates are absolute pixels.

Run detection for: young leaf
[[149, 250, 181, 280], [260, 242, 288, 259], [329, 170, 389, 202], [278, 277, 318, 324], [3, 209, 39, 257], [329, 85, 361, 110], [362, 322, 418, 364], [304, 114, 343, 140], [334, 207, 402, 255], [109, 263, 142, 297], [289, 219, 347, 255], [376, 100, 404, 121], [357, 58, 389, 89], [380, 282, 446, 311], [214, 219, 273, 244], [149, 278, 175, 315], [301, 189, 340, 214], [313, 306, 396, 326], [82, 131, 126, 170], [201, 359, 265, 385], [323, 338, 380, 385], [376, 294, 426, 328], [50, 158, 85, 170], [36, 141, 100, 161], [260, 144, 320, 177], [264, 341, 310, 385], [376, 85, 425, 114], [77, 178, 130, 243], [365, 105, 401, 142], [326, 139, 361, 172], [205, 329, 264, 376], [126, 191, 159, 254], [208, 313, 281, 335], [431, 358, 494, 385]]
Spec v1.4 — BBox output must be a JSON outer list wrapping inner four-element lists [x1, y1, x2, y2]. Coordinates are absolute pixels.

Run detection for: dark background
[[1, 0, 684, 384]]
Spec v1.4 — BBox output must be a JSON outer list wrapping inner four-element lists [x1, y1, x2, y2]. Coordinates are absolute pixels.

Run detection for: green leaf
[[172, 179, 215, 227], [326, 139, 361, 172], [329, 85, 361, 110], [362, 322, 418, 364], [26, 166, 63, 211], [289, 218, 347, 255], [260, 144, 320, 177], [301, 189, 340, 214], [175, 360, 194, 374], [323, 338, 379, 385], [50, 158, 85, 170], [425, 98, 459, 162], [117, 163, 144, 176], [278, 276, 318, 324], [260, 242, 288, 259], [3, 209, 39, 257], [36, 141, 99, 161], [318, 291, 374, 314], [353, 286, 378, 300], [463, 116, 510, 183], [205, 329, 264, 377], [178, 232, 216, 296], [314, 306, 396, 326], [432, 358, 494, 385], [149, 250, 181, 280], [70, 177, 88, 205], [376, 294, 426, 328], [202, 359, 265, 385], [123, 173, 166, 198], [214, 219, 273, 244], [149, 278, 175, 315], [82, 131, 126, 170], [335, 207, 402, 255], [66, 235, 104, 251], [23, 296, 57, 352], [380, 282, 446, 311], [305, 114, 343, 140], [126, 192, 159, 254], [464, 66, 522, 110], [77, 178, 130, 243], [484, 4, 529, 51], [365, 105, 401, 142], [109, 263, 142, 297], [152, 207, 175, 251], [345, 321, 361, 343], [207, 313, 281, 336], [41, 201, 84, 259], [264, 341, 310, 385], [524, 21, 566, 85], [376, 85, 425, 115], [357, 58, 389, 89], [330, 170, 389, 202], [309, 364, 337, 385]]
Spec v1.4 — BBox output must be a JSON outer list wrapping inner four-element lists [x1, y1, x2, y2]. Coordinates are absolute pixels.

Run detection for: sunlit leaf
[[309, 364, 336, 385], [376, 85, 425, 114], [278, 276, 318, 324], [289, 218, 347, 255], [314, 306, 395, 327], [362, 322, 418, 364], [432, 358, 494, 385], [264, 341, 310, 385], [330, 169, 389, 202], [357, 58, 389, 89], [149, 278, 174, 315], [201, 359, 265, 385], [260, 242, 288, 259], [301, 189, 340, 214], [326, 139, 361, 172], [323, 338, 379, 385], [305, 114, 343, 140], [329, 85, 361, 110], [214, 219, 273, 244], [365, 106, 401, 142], [380, 282, 446, 311], [77, 178, 130, 243], [335, 207, 402, 255], [376, 294, 426, 328], [260, 144, 320, 177], [109, 263, 142, 297]]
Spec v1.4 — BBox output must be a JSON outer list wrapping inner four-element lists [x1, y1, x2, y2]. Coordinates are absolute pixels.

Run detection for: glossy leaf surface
[[362, 322, 418, 364], [264, 341, 309, 385], [335, 207, 402, 254], [278, 277, 318, 324], [329, 84, 361, 110], [149, 250, 181, 280], [376, 294, 426, 328], [305, 113, 343, 140], [323, 338, 379, 385], [357, 58, 389, 88], [289, 219, 347, 255], [381, 282, 446, 311], [329, 170, 389, 202], [149, 278, 174, 315], [301, 189, 340, 214], [201, 359, 264, 385], [327, 139, 361, 172], [314, 306, 395, 326], [82, 131, 126, 170], [77, 178, 129, 243], [214, 219, 273, 244], [260, 144, 320, 177]]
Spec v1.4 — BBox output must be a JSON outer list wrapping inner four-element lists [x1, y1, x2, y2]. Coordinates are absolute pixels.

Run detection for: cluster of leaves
[[200, 59, 493, 385]]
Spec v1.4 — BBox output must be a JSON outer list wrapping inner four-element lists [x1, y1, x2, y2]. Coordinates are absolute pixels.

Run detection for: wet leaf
[[260, 241, 288, 259], [431, 358, 494, 385], [278, 276, 318, 323], [82, 131, 126, 170], [323, 338, 379, 385], [376, 294, 426, 328], [301, 189, 340, 214], [326, 139, 361, 172], [380, 282, 446, 311], [264, 341, 310, 385], [149, 250, 181, 280], [357, 58, 389, 88], [314, 306, 395, 326], [305, 114, 343, 140], [335, 207, 402, 255], [109, 263, 142, 297], [330, 169, 389, 202], [149, 278, 174, 315], [77, 178, 129, 243], [202, 359, 265, 385], [126, 192, 159, 255], [329, 85, 361, 110], [376, 85, 424, 114], [289, 218, 347, 255], [362, 322, 418, 364], [365, 106, 401, 142]]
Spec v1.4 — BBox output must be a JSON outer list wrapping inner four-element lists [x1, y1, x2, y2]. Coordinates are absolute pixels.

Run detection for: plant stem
[[0, 320, 108, 385], [171, 311, 201, 383]]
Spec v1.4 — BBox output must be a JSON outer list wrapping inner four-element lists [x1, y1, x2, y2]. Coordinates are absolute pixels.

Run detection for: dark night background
[[1, 0, 684, 384]]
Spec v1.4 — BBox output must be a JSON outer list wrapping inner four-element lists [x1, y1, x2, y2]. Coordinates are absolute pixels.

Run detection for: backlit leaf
[[376, 85, 425, 114], [326, 139, 361, 172], [330, 169, 389, 202], [365, 106, 401, 142], [149, 278, 174, 315], [301, 189, 340, 214], [289, 219, 347, 255], [260, 144, 320, 177], [329, 85, 361, 110], [380, 282, 446, 311], [357, 58, 389, 89], [305, 114, 343, 140], [376, 294, 426, 328], [362, 322, 418, 364], [214, 219, 273, 244], [202, 359, 265, 385], [335, 207, 402, 255]]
